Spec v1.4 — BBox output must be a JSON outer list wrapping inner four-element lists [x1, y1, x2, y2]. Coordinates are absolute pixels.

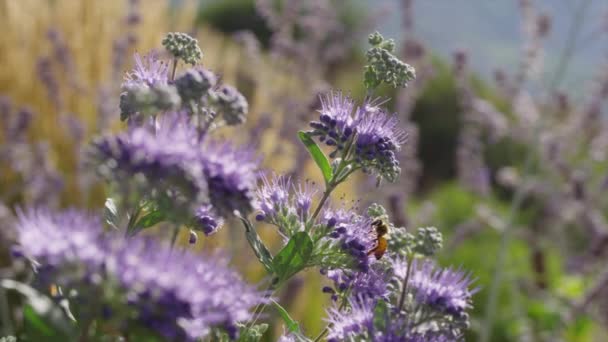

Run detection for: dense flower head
[[215, 84, 249, 125], [123, 52, 169, 88], [13, 208, 105, 269], [393, 258, 477, 318], [192, 204, 224, 236], [254, 175, 318, 230], [91, 114, 208, 217], [353, 101, 407, 182], [322, 208, 377, 272], [325, 264, 390, 301], [309, 92, 407, 182], [175, 68, 217, 103], [325, 297, 375, 342], [13, 208, 265, 340], [202, 141, 260, 217], [254, 175, 293, 224]]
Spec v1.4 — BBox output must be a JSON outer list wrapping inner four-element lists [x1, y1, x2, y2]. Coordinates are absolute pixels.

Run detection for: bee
[[368, 218, 389, 260]]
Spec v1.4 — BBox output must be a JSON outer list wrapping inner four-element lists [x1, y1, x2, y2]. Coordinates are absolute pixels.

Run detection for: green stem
[[311, 185, 334, 222], [547, 0, 592, 91], [0, 287, 12, 336], [169, 225, 180, 250], [479, 133, 539, 342], [397, 254, 414, 312], [171, 58, 178, 81], [313, 291, 350, 342]]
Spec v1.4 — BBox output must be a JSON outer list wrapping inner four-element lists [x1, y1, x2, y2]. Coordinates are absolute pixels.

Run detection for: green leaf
[[298, 131, 332, 184], [1, 280, 75, 338], [272, 232, 313, 283], [134, 209, 165, 229], [239, 217, 274, 273], [103, 198, 119, 230], [271, 299, 300, 333], [236, 323, 269, 342]]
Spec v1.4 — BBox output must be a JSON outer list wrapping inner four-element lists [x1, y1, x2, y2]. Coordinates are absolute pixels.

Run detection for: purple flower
[[326, 264, 390, 300], [322, 208, 376, 272], [294, 181, 317, 222], [192, 204, 224, 236], [91, 113, 208, 216], [13, 208, 266, 340], [309, 92, 407, 181], [254, 174, 293, 223], [123, 52, 169, 88], [202, 141, 260, 217], [393, 258, 477, 318], [13, 208, 105, 268], [325, 297, 375, 342], [309, 93, 357, 157]]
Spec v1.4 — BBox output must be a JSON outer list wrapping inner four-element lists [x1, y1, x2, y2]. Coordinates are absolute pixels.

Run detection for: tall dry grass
[[0, 0, 344, 336]]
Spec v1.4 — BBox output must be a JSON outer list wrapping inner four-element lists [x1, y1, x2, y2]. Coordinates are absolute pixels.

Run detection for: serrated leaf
[[239, 217, 274, 273], [271, 299, 300, 333], [104, 198, 119, 230], [298, 131, 332, 184], [272, 232, 313, 283]]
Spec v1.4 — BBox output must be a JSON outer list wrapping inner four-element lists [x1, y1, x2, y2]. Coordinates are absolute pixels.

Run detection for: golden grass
[[0, 0, 354, 337]]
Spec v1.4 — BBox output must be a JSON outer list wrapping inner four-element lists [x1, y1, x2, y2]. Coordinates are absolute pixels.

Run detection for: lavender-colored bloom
[[393, 258, 477, 318], [123, 52, 169, 88], [36, 56, 62, 110], [13, 208, 105, 268], [14, 208, 265, 340], [309, 92, 407, 181], [91, 113, 208, 216], [192, 204, 224, 236], [325, 297, 375, 342], [326, 264, 389, 300], [202, 141, 260, 217], [254, 175, 293, 223], [309, 93, 357, 156], [294, 181, 317, 222], [323, 208, 376, 272], [354, 102, 407, 182]]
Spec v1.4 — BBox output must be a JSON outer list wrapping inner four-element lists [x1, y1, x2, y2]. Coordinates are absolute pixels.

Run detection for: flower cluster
[[94, 32, 258, 235], [162, 32, 203, 65], [322, 256, 476, 341], [91, 114, 259, 224], [364, 31, 416, 89], [254, 175, 318, 236], [13, 208, 265, 340], [308, 92, 407, 182]]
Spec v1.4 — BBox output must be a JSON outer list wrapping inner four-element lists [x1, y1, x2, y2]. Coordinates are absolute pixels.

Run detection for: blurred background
[[1, 0, 608, 341]]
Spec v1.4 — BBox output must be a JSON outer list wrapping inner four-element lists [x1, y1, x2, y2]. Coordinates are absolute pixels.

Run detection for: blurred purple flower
[[202, 141, 260, 217], [14, 208, 265, 340], [91, 114, 207, 213], [123, 52, 169, 88], [192, 204, 224, 236], [254, 175, 293, 223]]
